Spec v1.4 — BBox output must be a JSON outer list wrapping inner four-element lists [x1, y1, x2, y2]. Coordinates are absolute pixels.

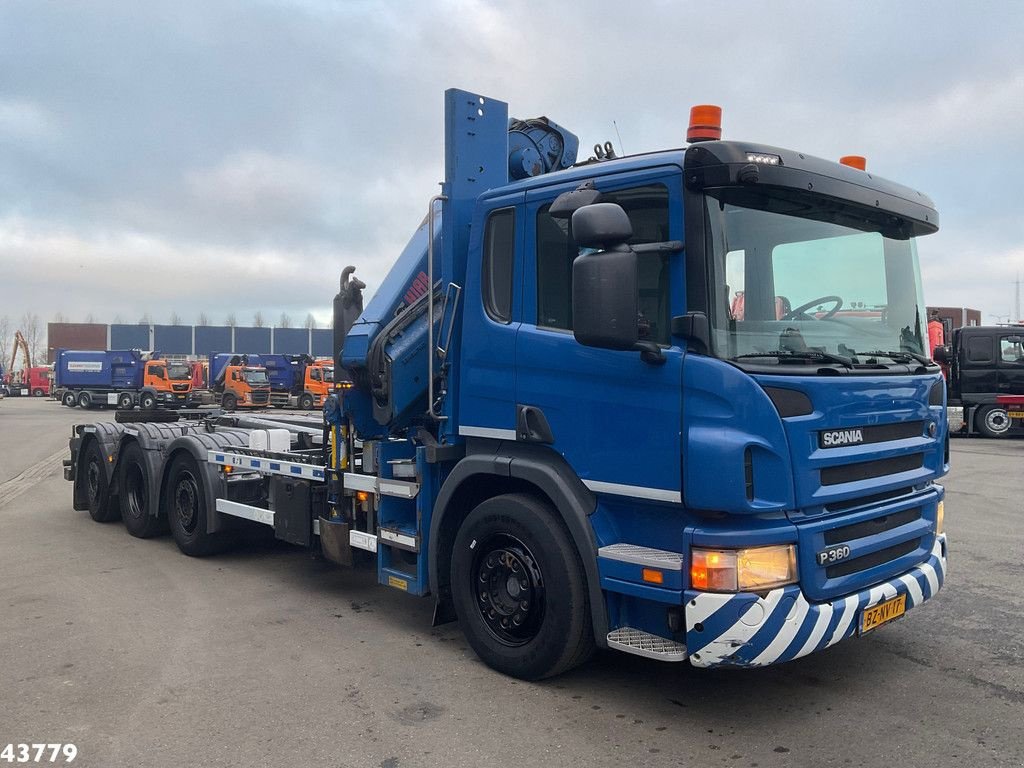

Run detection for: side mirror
[[572, 248, 639, 351], [932, 345, 949, 364], [571, 203, 632, 250], [549, 180, 602, 220]]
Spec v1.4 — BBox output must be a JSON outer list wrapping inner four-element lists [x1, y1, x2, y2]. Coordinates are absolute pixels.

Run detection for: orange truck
[[262, 354, 333, 409], [209, 354, 271, 410]]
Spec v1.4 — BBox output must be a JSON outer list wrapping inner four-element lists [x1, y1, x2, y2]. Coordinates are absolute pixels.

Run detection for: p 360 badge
[[817, 545, 851, 566]]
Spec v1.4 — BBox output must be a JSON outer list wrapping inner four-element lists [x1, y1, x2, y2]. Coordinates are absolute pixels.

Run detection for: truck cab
[[941, 325, 1024, 436], [220, 364, 271, 410], [143, 360, 193, 407]]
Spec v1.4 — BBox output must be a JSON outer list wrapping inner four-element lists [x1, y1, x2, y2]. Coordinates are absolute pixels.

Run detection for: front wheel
[[976, 405, 1012, 438], [222, 393, 237, 412], [32, 388, 44, 397], [140, 392, 157, 410], [299, 393, 314, 410], [450, 493, 594, 680]]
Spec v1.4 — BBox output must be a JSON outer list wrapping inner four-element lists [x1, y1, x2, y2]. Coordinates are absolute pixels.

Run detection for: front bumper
[[684, 534, 947, 668]]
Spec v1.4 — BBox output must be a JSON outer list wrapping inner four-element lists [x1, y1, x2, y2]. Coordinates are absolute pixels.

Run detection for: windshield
[[705, 191, 928, 366], [323, 367, 334, 383], [168, 364, 191, 381], [244, 369, 269, 385]]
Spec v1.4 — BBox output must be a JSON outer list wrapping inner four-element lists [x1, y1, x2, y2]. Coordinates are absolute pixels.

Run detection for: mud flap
[[319, 517, 353, 567]]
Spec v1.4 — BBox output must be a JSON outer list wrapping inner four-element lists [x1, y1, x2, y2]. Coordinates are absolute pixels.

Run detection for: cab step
[[607, 627, 687, 662]]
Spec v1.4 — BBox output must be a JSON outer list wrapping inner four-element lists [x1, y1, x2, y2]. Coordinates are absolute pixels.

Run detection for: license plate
[[860, 594, 906, 634], [1008, 410, 1024, 419]]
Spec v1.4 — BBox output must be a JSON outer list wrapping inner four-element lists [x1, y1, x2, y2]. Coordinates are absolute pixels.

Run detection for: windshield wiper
[[732, 349, 854, 369], [861, 350, 935, 367]]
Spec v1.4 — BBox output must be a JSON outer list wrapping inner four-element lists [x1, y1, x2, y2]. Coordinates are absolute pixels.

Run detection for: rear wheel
[[976, 405, 1012, 438], [140, 392, 157, 410], [77, 391, 93, 409], [82, 440, 119, 522], [117, 392, 134, 410], [62, 391, 77, 408], [165, 454, 229, 556], [450, 493, 594, 680], [118, 442, 165, 538]]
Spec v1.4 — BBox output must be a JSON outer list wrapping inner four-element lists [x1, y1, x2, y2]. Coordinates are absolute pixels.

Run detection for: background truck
[[936, 325, 1024, 437], [259, 353, 333, 409], [208, 353, 271, 410], [66, 89, 948, 680], [54, 349, 193, 410]]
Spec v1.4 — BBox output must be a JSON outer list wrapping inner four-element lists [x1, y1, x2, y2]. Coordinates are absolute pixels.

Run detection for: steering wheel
[[781, 295, 843, 321]]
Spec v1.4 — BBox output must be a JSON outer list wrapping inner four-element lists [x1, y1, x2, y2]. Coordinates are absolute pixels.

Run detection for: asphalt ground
[[1, 396, 1022, 768]]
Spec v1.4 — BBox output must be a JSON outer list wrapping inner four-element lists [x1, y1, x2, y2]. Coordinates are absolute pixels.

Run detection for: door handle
[[516, 405, 554, 444]]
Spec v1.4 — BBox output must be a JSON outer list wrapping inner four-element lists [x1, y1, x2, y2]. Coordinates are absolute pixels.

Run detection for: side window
[[1001, 337, 1024, 363], [482, 208, 515, 323], [967, 335, 994, 364], [535, 184, 671, 343]]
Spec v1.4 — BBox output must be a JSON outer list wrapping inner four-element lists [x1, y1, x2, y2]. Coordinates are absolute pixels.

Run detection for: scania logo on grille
[[820, 428, 864, 447]]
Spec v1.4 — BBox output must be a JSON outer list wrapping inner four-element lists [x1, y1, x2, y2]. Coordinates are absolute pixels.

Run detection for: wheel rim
[[86, 458, 101, 503], [986, 408, 1010, 434], [65, 394, 75, 406], [173, 470, 201, 534], [125, 463, 146, 520], [471, 534, 545, 647]]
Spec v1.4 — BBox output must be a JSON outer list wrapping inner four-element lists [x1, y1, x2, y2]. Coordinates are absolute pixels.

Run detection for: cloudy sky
[[1, 0, 1023, 331]]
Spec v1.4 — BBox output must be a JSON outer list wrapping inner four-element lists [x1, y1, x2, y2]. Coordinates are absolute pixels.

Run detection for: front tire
[[976, 405, 1012, 438], [117, 392, 134, 410], [81, 441, 119, 522], [450, 493, 594, 680], [299, 393, 314, 410], [222, 393, 237, 412], [165, 454, 230, 556], [140, 392, 157, 410], [118, 442, 165, 538], [32, 388, 44, 397]]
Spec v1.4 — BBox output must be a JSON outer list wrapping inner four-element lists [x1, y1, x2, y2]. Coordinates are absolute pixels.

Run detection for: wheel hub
[[473, 536, 545, 645], [174, 472, 199, 533]]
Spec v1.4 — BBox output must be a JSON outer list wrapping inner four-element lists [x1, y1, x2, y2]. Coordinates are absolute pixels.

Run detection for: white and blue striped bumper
[[684, 534, 947, 668]]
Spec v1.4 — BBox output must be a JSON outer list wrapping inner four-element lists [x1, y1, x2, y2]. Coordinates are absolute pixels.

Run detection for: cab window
[[482, 208, 515, 323], [535, 184, 670, 344]]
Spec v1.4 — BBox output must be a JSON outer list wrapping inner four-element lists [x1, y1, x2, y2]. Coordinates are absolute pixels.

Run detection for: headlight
[[936, 500, 944, 535], [690, 544, 797, 592]]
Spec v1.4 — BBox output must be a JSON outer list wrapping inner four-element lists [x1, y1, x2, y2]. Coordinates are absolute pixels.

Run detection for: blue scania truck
[[66, 89, 947, 679]]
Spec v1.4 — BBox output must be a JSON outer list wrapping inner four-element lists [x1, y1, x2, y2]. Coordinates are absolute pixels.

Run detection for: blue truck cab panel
[[335, 89, 948, 675]]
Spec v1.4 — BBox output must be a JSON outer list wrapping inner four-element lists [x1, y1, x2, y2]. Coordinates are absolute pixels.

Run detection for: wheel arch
[[427, 440, 608, 648]]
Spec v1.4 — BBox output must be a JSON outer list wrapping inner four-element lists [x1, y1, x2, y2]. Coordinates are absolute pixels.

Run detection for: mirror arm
[[634, 341, 666, 365]]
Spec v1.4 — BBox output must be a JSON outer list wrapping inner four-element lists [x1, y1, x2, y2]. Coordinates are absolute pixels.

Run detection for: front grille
[[825, 486, 915, 513], [820, 454, 923, 486], [824, 507, 921, 545], [252, 391, 270, 405], [818, 420, 923, 449], [172, 383, 189, 392], [826, 538, 920, 578]]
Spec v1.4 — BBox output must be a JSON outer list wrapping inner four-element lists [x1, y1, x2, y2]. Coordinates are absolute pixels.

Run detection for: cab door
[[514, 170, 684, 501], [997, 334, 1024, 395], [456, 192, 525, 437]]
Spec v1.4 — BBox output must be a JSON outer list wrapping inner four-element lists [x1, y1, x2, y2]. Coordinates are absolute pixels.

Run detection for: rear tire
[[77, 391, 93, 409], [82, 440, 119, 522], [976, 405, 1012, 438], [118, 442, 165, 538], [117, 393, 134, 410], [165, 454, 230, 556], [450, 493, 594, 680], [62, 391, 78, 408]]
